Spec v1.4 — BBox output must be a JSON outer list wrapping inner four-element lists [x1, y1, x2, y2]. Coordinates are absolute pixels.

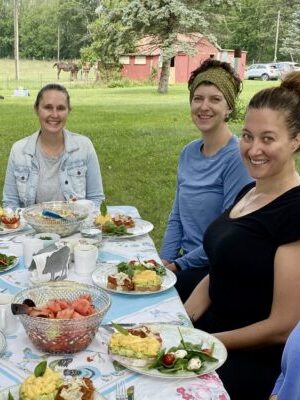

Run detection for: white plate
[[0, 254, 19, 273], [92, 263, 177, 295], [102, 218, 154, 238], [0, 330, 6, 354], [0, 221, 27, 236], [110, 324, 227, 378], [0, 384, 107, 399]]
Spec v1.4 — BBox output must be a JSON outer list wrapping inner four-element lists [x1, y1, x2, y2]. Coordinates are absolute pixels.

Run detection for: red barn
[[120, 34, 247, 83]]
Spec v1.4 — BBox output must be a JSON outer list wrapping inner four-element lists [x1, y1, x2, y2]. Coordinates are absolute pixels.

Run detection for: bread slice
[[1, 214, 20, 229], [112, 214, 135, 228], [55, 377, 95, 400], [107, 272, 134, 291]]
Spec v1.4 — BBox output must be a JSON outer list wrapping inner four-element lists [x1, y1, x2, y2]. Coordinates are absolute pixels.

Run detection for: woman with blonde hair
[[3, 83, 104, 208]]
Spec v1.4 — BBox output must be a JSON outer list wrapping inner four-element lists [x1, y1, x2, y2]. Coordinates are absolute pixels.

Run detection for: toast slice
[[55, 377, 95, 400], [107, 272, 134, 291]]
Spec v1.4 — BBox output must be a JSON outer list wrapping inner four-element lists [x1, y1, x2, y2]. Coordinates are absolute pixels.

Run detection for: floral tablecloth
[[0, 206, 229, 400]]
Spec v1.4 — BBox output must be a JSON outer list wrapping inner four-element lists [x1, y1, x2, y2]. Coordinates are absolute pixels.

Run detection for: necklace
[[230, 189, 274, 218], [231, 174, 300, 218]]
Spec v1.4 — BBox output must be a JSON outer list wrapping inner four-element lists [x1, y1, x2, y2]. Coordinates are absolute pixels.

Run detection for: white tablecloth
[[0, 206, 229, 400]]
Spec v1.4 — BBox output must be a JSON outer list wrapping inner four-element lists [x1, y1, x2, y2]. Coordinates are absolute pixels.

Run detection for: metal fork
[[116, 381, 128, 400]]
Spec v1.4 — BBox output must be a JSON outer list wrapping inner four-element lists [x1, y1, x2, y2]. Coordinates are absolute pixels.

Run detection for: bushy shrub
[[108, 78, 141, 88], [231, 98, 246, 122]]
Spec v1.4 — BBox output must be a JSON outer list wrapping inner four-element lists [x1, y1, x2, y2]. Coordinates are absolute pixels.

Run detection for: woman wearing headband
[[160, 59, 252, 302]]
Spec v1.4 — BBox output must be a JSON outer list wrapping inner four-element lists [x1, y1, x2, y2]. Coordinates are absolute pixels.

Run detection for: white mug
[[0, 293, 18, 335], [22, 238, 44, 268], [74, 244, 98, 276]]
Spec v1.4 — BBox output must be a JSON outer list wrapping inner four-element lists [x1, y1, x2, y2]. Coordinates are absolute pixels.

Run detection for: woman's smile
[[36, 90, 69, 136]]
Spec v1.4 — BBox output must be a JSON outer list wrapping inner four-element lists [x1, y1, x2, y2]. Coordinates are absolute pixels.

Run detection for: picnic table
[[0, 206, 229, 400]]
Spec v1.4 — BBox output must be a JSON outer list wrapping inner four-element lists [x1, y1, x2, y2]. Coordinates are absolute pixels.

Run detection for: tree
[[17, 0, 99, 59], [57, 0, 99, 59], [211, 0, 299, 63], [123, 1, 212, 93], [0, 0, 14, 57], [280, 7, 300, 61], [86, 0, 223, 93], [20, 0, 59, 59]]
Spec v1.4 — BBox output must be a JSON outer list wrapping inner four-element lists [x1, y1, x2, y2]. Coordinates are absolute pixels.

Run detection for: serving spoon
[[41, 209, 70, 221], [11, 299, 36, 315]]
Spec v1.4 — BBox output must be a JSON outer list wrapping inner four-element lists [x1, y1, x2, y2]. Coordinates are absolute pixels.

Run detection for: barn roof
[[123, 33, 220, 56]]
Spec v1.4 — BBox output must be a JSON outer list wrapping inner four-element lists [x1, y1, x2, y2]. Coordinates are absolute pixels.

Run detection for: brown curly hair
[[188, 59, 242, 97]]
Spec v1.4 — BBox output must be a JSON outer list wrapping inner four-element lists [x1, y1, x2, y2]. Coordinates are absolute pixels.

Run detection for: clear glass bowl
[[22, 201, 89, 237], [13, 281, 111, 353]]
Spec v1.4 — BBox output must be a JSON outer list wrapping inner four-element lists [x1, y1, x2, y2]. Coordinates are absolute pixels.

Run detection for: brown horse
[[80, 62, 93, 80], [53, 62, 79, 80]]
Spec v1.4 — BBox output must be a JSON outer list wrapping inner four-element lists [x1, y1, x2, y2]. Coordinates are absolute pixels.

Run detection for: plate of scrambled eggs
[[0, 384, 107, 400], [109, 324, 227, 379], [92, 262, 177, 295]]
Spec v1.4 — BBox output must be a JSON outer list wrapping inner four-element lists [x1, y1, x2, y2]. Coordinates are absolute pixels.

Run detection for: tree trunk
[[158, 58, 171, 94]]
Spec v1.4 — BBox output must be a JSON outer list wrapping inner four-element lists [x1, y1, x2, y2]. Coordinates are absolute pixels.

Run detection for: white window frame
[[158, 55, 163, 68], [134, 55, 146, 65], [119, 56, 130, 65]]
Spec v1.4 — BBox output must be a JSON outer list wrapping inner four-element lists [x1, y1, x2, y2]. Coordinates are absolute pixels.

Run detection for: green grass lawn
[[0, 59, 281, 250]]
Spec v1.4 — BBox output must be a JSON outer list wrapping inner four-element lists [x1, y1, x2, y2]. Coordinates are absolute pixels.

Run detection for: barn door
[[169, 57, 175, 84]]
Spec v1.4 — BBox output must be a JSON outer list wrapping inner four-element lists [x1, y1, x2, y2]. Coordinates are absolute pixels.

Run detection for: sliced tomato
[[72, 298, 93, 316], [56, 308, 74, 319]]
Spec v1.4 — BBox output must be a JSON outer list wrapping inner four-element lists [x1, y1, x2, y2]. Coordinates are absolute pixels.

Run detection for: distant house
[[120, 33, 247, 83]]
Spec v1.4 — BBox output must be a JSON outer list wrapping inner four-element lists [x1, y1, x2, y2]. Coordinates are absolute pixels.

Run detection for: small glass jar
[[80, 227, 102, 242]]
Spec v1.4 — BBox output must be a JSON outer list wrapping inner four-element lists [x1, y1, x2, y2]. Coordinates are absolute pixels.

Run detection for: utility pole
[[57, 26, 60, 61], [13, 0, 20, 80], [274, 10, 280, 62]]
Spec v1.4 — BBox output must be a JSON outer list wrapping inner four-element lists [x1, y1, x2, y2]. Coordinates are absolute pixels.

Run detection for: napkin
[[29, 244, 70, 282]]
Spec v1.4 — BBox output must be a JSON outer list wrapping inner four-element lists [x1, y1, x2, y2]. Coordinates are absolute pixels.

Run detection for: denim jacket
[[3, 129, 105, 209]]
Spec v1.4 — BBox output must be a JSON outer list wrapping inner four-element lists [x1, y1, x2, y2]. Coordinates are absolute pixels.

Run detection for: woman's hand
[[162, 259, 180, 272], [269, 395, 277, 400], [165, 262, 179, 272]]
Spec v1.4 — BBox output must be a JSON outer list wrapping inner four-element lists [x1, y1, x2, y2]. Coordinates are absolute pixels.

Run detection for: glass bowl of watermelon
[[12, 281, 111, 353]]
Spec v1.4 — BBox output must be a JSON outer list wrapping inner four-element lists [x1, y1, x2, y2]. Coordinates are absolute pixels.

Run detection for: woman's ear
[[292, 133, 300, 152], [224, 110, 232, 122]]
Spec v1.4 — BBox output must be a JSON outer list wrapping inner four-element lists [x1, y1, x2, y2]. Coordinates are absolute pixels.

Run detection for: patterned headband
[[189, 67, 238, 110]]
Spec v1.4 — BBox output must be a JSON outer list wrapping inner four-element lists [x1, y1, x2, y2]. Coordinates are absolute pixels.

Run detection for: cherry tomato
[[147, 259, 157, 265], [162, 353, 176, 366], [201, 348, 212, 356]]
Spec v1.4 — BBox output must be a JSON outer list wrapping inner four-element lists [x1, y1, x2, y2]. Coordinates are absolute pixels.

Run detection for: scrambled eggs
[[19, 367, 62, 400], [95, 213, 112, 226], [133, 270, 161, 290], [109, 332, 161, 359]]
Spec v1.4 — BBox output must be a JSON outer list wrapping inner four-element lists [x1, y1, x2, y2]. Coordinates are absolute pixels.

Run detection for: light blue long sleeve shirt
[[160, 136, 253, 270], [271, 322, 300, 399]]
